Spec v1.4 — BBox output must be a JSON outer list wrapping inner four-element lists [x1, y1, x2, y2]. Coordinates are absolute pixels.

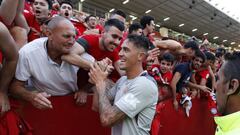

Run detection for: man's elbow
[[100, 115, 115, 127]]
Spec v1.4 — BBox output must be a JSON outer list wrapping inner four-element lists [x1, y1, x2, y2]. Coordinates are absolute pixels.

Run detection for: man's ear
[[45, 29, 52, 39], [227, 79, 240, 95], [138, 51, 147, 61]]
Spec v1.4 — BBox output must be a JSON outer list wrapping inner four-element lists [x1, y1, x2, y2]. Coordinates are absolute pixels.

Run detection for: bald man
[[10, 16, 79, 109]]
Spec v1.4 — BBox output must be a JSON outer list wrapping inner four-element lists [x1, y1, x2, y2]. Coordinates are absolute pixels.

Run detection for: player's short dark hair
[[127, 34, 151, 53]]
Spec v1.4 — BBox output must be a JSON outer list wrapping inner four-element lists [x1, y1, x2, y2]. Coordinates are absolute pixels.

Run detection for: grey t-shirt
[[108, 73, 158, 135]]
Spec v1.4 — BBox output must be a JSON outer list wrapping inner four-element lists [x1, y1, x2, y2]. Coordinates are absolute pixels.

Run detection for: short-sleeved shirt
[[195, 69, 210, 84], [15, 37, 79, 96], [108, 72, 158, 135], [173, 63, 192, 92]]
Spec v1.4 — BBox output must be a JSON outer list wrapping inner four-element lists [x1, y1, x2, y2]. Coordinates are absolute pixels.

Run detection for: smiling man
[[10, 16, 79, 109], [89, 35, 158, 135]]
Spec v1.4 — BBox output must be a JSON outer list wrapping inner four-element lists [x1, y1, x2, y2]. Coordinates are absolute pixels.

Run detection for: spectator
[[140, 15, 155, 38], [128, 23, 143, 35], [24, 0, 52, 42], [59, 0, 86, 38], [140, 15, 155, 50], [10, 16, 79, 109], [148, 52, 175, 101], [59, 0, 73, 20], [85, 15, 97, 30], [95, 15, 105, 33], [170, 50, 210, 110]]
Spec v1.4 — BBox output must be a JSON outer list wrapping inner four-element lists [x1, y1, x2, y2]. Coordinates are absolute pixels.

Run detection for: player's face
[[102, 26, 123, 52], [119, 39, 145, 71], [60, 4, 73, 19], [119, 40, 137, 70], [33, 0, 50, 19]]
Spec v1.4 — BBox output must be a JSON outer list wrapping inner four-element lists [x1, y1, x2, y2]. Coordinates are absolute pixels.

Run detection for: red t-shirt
[[80, 35, 119, 62], [79, 35, 120, 81], [148, 64, 173, 85], [24, 12, 41, 42], [95, 24, 104, 34], [72, 20, 87, 37], [195, 69, 210, 84]]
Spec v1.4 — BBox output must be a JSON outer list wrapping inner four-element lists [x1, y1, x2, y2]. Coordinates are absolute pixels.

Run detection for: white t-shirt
[[108, 72, 158, 135], [15, 38, 79, 96]]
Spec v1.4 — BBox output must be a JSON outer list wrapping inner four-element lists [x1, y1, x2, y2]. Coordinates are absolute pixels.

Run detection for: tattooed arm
[[89, 62, 126, 127], [97, 82, 126, 126]]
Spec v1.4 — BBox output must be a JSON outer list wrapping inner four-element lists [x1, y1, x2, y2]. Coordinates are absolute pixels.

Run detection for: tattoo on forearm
[[98, 90, 125, 125]]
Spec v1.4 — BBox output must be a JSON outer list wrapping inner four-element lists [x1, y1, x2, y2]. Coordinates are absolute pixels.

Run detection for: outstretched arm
[[154, 39, 182, 51]]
